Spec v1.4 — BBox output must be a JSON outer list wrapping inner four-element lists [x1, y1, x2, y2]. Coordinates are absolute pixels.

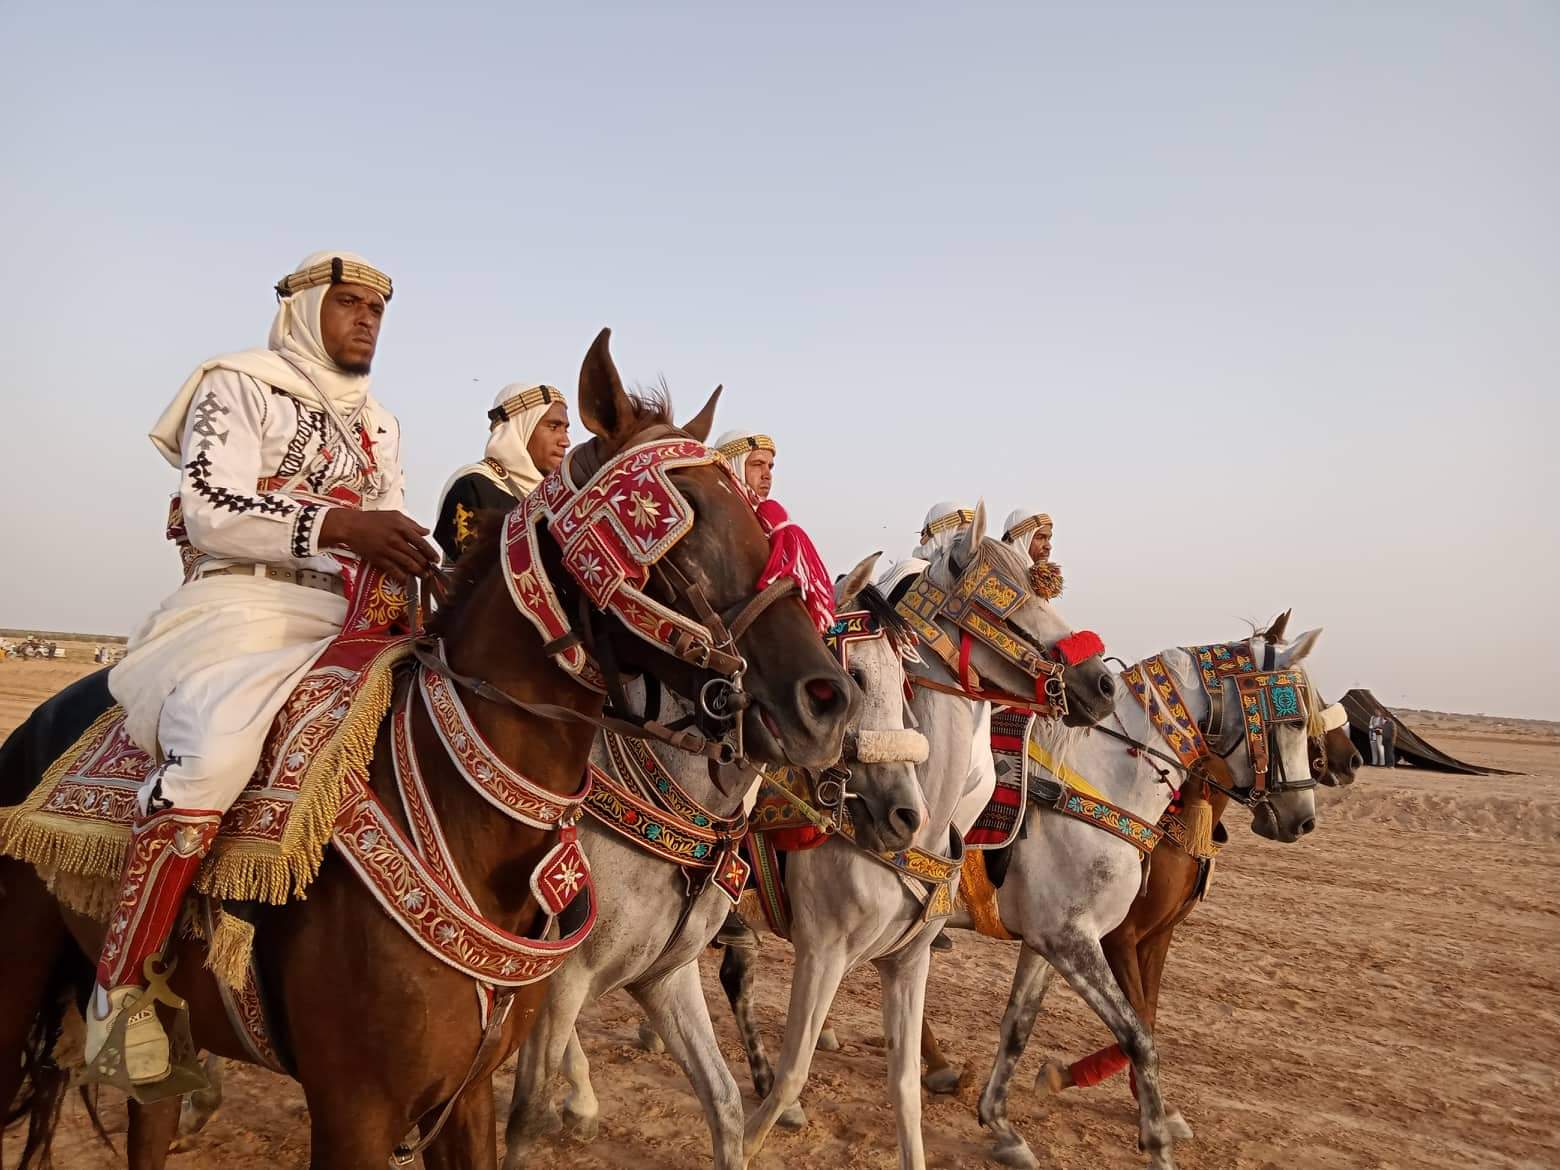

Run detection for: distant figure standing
[[1380, 713, 1398, 767], [1368, 713, 1387, 766]]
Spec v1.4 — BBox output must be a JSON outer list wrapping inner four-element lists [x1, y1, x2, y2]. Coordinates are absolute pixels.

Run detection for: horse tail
[[2, 952, 82, 1170]]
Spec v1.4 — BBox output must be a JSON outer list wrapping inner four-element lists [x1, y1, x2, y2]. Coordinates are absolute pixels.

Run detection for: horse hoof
[[1168, 1111, 1194, 1141], [816, 1027, 841, 1052], [637, 1021, 666, 1053], [563, 1109, 601, 1142], [777, 1102, 809, 1130], [991, 1137, 1039, 1170], [922, 1066, 963, 1095], [1035, 1059, 1068, 1096]]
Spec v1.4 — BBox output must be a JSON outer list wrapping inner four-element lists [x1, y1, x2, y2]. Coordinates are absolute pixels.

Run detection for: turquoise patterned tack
[[1271, 684, 1299, 717]]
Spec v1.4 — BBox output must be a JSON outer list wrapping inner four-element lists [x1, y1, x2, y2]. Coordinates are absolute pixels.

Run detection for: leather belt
[[199, 563, 346, 596]]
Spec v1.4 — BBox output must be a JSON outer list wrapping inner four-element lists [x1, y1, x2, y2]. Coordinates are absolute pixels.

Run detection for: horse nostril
[[1298, 817, 1316, 835], [800, 676, 847, 722], [1097, 673, 1116, 699], [806, 679, 837, 704], [1349, 753, 1363, 771], [888, 805, 923, 841]]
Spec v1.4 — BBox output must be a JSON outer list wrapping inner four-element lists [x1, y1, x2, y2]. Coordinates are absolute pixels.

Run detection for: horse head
[[828, 553, 930, 854], [564, 328, 856, 769], [919, 502, 1117, 728]]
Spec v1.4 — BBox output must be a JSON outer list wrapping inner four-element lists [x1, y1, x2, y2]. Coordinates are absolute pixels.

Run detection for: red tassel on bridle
[[754, 498, 835, 633], [1056, 629, 1105, 666]]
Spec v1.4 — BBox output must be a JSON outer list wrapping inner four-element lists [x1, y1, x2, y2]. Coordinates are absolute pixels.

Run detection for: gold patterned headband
[[488, 385, 564, 427], [716, 434, 775, 460], [919, 508, 975, 544], [1004, 513, 1053, 543], [274, 256, 393, 302]]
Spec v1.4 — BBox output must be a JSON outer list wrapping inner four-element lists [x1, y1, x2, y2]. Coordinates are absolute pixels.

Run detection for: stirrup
[[85, 956, 211, 1104]]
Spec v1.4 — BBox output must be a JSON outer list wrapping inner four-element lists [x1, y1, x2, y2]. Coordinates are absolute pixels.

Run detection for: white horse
[[501, 552, 929, 1170], [960, 628, 1323, 1170], [735, 504, 1120, 1170]]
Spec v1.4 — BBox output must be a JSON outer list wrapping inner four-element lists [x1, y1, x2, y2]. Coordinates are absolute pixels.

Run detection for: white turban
[[913, 501, 974, 560], [713, 429, 776, 484], [149, 250, 391, 467], [437, 382, 564, 513]]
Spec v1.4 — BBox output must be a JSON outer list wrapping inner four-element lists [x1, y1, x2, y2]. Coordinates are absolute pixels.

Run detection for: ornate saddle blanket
[[966, 707, 1035, 850], [1, 631, 412, 917]]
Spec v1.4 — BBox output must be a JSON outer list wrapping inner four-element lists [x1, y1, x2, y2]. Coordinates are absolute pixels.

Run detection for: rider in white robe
[[91, 251, 435, 1088]]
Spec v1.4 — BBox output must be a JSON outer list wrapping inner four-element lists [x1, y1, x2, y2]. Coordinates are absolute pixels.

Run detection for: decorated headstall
[[1189, 640, 1315, 793], [893, 546, 1103, 716], [504, 438, 741, 694]]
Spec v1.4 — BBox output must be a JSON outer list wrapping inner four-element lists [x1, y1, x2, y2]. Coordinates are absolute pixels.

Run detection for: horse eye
[[849, 667, 866, 688]]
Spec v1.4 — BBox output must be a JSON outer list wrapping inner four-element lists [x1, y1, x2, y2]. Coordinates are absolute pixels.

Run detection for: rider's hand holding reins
[[320, 509, 440, 582]]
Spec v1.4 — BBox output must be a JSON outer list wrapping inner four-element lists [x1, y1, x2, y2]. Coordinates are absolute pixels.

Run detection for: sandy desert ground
[[2, 653, 1555, 1170]]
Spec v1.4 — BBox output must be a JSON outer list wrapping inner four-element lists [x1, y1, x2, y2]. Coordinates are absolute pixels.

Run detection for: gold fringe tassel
[[1181, 784, 1215, 859], [957, 851, 1017, 941], [204, 911, 256, 991]]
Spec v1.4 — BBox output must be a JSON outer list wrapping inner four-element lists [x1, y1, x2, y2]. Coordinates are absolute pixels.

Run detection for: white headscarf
[[148, 250, 390, 467], [913, 501, 974, 560], [1001, 506, 1053, 548], [437, 382, 563, 511], [713, 429, 776, 485]]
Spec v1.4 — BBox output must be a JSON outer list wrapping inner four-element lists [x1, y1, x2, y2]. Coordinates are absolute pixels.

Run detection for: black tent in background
[[1340, 689, 1515, 776]]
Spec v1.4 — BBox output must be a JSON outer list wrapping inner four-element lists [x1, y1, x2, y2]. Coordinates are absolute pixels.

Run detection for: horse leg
[[176, 1053, 225, 1142], [0, 860, 77, 1170], [1047, 929, 1176, 1170], [920, 1015, 962, 1095], [424, 1078, 498, 1170], [127, 1098, 181, 1170], [717, 942, 773, 1101], [1037, 924, 1142, 1100], [816, 1016, 841, 1052], [742, 944, 849, 1165], [876, 941, 933, 1170], [976, 944, 1056, 1170], [631, 962, 744, 1170], [305, 1091, 405, 1170], [559, 1028, 600, 1140], [503, 983, 585, 1168], [1137, 927, 1193, 1141]]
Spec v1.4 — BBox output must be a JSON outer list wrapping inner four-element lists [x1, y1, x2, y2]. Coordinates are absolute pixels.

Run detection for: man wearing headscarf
[[93, 251, 436, 1086], [1001, 506, 1063, 600], [913, 501, 975, 561], [434, 383, 571, 560], [713, 429, 776, 499]]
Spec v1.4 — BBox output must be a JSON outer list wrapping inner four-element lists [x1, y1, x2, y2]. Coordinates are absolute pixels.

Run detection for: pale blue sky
[[2, 3, 1555, 718]]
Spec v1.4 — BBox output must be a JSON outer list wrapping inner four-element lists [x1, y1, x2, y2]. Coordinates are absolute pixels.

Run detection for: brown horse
[[0, 329, 855, 1170], [919, 671, 1362, 1116]]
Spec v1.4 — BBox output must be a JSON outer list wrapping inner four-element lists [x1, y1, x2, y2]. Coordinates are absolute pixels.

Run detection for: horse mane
[[854, 582, 914, 646], [427, 388, 674, 640]]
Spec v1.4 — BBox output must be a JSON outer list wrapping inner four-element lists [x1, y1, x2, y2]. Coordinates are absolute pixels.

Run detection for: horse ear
[[578, 328, 636, 443], [1264, 608, 1293, 643], [1277, 627, 1322, 667], [954, 500, 987, 568], [682, 385, 722, 442], [834, 552, 882, 609]]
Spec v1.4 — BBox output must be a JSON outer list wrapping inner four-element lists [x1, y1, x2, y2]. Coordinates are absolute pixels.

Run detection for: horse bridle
[[894, 548, 1105, 717], [421, 436, 806, 767], [1104, 640, 1318, 812]]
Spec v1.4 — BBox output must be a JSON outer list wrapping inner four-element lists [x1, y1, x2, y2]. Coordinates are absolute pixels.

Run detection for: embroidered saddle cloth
[[0, 626, 413, 919], [965, 707, 1035, 849]]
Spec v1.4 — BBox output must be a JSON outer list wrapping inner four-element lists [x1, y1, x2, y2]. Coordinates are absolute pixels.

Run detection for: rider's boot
[[85, 807, 221, 1084]]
